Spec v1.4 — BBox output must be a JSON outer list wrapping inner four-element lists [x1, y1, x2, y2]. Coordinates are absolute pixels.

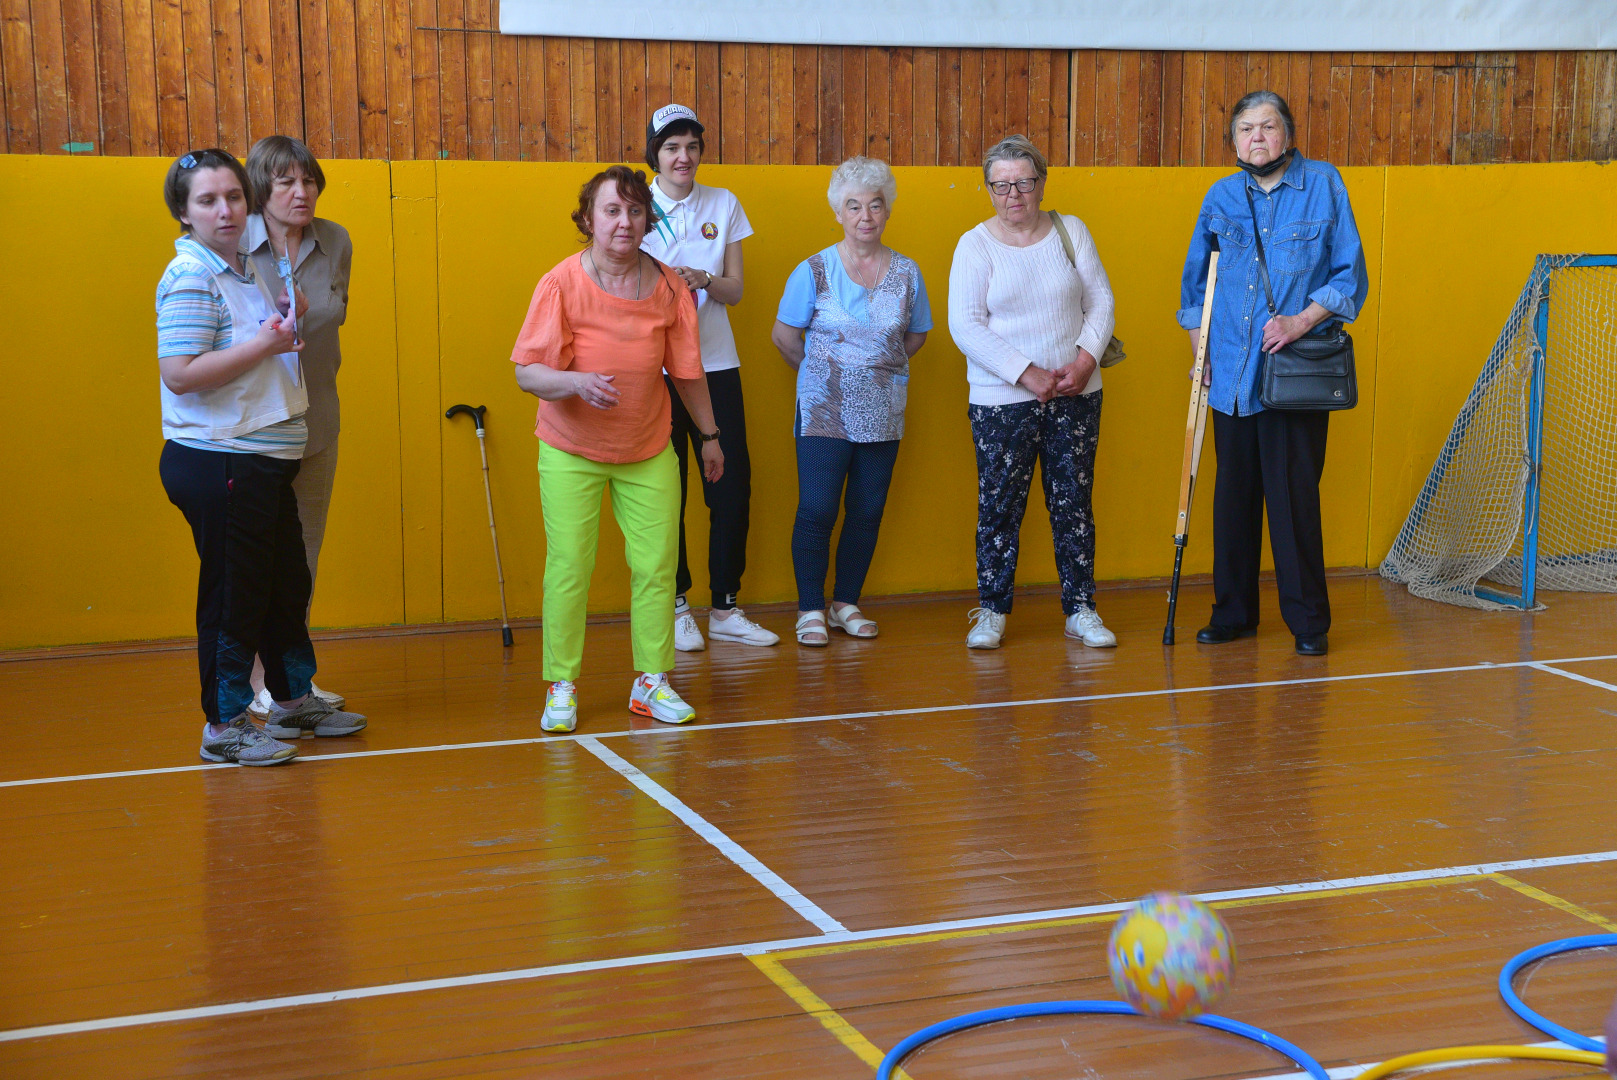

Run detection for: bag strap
[[1244, 186, 1280, 318], [1048, 209, 1077, 269]]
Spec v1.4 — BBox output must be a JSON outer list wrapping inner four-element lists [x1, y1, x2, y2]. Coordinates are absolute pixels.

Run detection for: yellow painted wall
[[1, 156, 1611, 649]]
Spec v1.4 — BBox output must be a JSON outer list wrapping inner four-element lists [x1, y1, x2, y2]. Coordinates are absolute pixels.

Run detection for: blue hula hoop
[[1498, 934, 1617, 1053], [876, 1000, 1330, 1080]]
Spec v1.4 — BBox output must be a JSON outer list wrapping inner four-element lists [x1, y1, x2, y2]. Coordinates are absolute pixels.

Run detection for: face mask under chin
[[1237, 146, 1296, 178]]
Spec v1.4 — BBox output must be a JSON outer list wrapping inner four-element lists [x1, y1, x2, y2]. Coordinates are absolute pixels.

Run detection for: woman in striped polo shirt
[[154, 148, 366, 766]]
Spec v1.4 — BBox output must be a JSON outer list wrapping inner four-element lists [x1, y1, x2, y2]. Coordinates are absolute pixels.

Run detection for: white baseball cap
[[648, 103, 704, 140]]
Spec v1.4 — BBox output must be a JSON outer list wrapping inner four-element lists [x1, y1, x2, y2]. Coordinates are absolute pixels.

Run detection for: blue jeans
[[792, 435, 900, 611], [969, 391, 1102, 615]]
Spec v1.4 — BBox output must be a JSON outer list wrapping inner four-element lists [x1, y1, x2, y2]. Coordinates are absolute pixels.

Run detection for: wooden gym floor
[[2, 574, 1615, 1078]]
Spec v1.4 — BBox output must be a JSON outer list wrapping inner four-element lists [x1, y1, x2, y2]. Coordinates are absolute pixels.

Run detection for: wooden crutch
[[1163, 250, 1219, 646]]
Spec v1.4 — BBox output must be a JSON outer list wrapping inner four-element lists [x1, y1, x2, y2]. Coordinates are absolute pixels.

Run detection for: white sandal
[[795, 611, 829, 647], [828, 604, 878, 638]]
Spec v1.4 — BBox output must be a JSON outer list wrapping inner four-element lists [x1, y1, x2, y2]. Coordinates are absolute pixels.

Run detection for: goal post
[[1380, 254, 1617, 610]]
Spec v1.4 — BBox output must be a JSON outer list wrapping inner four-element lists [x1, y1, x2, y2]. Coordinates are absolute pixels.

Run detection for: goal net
[[1380, 255, 1617, 610]]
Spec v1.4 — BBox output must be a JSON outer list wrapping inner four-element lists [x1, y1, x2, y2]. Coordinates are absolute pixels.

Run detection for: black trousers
[[1209, 408, 1331, 637], [160, 442, 317, 724], [668, 367, 752, 609]]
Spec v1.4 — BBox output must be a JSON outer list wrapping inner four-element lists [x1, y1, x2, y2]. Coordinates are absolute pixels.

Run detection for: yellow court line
[[774, 875, 1494, 961], [748, 954, 911, 1079], [1489, 873, 1617, 931]]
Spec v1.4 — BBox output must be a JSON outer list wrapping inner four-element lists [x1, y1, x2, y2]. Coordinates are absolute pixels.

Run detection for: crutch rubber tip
[[501, 626, 514, 648]]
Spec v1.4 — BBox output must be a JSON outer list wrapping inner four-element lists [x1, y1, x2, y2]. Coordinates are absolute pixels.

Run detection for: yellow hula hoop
[[1354, 1045, 1607, 1080]]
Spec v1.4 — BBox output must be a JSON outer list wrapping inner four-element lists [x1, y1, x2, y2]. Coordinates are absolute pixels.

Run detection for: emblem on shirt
[[701, 222, 718, 240]]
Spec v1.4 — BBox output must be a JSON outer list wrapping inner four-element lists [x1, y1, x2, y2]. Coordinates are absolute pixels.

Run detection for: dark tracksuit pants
[[160, 441, 317, 724], [1208, 408, 1331, 637], [668, 367, 752, 610]]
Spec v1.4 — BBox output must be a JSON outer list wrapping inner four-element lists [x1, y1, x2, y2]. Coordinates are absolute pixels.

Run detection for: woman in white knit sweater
[[948, 134, 1116, 650]]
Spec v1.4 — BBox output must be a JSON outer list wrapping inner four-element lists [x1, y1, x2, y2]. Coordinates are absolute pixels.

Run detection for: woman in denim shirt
[[1177, 91, 1369, 656]]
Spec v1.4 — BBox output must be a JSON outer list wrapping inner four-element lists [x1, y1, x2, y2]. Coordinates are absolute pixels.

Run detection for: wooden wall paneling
[[237, 0, 273, 149], [31, 0, 73, 152], [1002, 47, 1027, 146], [1201, 51, 1227, 167], [1048, 48, 1069, 166], [436, 0, 468, 158], [766, 42, 790, 164], [955, 48, 978, 165], [1176, 51, 1203, 166], [1455, 53, 1479, 163], [1347, 54, 1371, 164], [271, 0, 303, 148], [1430, 55, 1455, 163], [1570, 51, 1596, 160], [865, 46, 890, 162], [1370, 57, 1392, 165], [817, 44, 841, 164], [792, 44, 816, 164], [669, 39, 693, 108], [1471, 52, 1499, 163], [567, 37, 594, 160], [1245, 51, 1267, 100], [1551, 52, 1575, 161], [1117, 49, 1140, 166], [1222, 44, 1245, 145], [890, 46, 913, 166], [294, 0, 328, 152], [1092, 49, 1117, 165], [122, 0, 163, 155], [541, 35, 568, 160], [618, 38, 645, 162], [742, 42, 767, 163], [841, 45, 864, 162], [912, 46, 937, 166], [0, 0, 39, 152], [593, 40, 620, 162], [718, 42, 742, 163], [1304, 52, 1329, 159], [407, 0, 440, 159], [515, 35, 542, 160], [644, 39, 670, 118], [980, 46, 1003, 154], [1137, 50, 1161, 166], [462, 0, 495, 160], [0, 19, 7, 152], [693, 41, 718, 141], [209, 0, 247, 151], [1159, 51, 1183, 166], [92, 0, 131, 153], [1410, 60, 1433, 164], [1592, 52, 1616, 160], [376, 0, 409, 158], [152, 0, 186, 151], [936, 47, 958, 168], [1529, 51, 1553, 161], [1025, 48, 1049, 162], [1390, 54, 1414, 165], [1326, 54, 1350, 164], [1493, 52, 1516, 161], [490, 17, 518, 158], [328, 0, 364, 158], [1069, 49, 1093, 166]]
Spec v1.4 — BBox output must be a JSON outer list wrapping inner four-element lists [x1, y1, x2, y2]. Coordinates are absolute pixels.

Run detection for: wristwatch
[[698, 427, 721, 443], [701, 269, 714, 289]]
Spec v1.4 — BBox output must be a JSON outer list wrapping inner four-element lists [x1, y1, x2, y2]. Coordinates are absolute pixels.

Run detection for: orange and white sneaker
[[628, 672, 696, 725]]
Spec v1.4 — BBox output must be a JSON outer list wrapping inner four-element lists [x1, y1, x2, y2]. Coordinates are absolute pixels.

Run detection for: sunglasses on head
[[177, 150, 232, 170]]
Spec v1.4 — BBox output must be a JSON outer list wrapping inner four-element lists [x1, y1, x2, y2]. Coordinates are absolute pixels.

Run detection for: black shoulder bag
[[1246, 187, 1357, 411]]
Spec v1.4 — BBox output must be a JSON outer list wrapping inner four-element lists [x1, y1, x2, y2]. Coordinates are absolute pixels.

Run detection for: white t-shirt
[[641, 179, 753, 372]]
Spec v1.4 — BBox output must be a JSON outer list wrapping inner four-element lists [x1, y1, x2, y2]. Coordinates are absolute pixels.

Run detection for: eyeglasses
[[988, 177, 1040, 195]]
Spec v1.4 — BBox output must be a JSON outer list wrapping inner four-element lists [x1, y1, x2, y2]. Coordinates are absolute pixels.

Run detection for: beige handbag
[[1049, 210, 1126, 367]]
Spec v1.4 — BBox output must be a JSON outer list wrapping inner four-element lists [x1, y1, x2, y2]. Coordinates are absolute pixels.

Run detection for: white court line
[[1530, 661, 1617, 695], [576, 736, 846, 935], [2, 847, 1613, 1045], [8, 651, 1617, 791]]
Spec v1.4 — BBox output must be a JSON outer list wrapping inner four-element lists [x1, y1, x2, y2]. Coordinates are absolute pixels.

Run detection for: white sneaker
[[966, 607, 1007, 649], [249, 682, 345, 718], [674, 611, 706, 652], [542, 680, 578, 733], [1064, 606, 1117, 648], [629, 672, 696, 724], [708, 608, 780, 646]]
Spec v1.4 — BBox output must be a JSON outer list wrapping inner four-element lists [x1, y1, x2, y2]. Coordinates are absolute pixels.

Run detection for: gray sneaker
[[200, 718, 299, 766], [262, 696, 368, 739]]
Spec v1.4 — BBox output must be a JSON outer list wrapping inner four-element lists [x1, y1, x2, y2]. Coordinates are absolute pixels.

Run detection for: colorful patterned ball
[[1107, 892, 1236, 1020]]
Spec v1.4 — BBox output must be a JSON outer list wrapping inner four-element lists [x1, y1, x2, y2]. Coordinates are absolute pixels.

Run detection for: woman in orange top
[[512, 165, 723, 733]]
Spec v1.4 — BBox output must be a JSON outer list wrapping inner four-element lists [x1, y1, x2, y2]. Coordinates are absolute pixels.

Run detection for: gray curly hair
[[982, 134, 1048, 183], [827, 156, 897, 211]]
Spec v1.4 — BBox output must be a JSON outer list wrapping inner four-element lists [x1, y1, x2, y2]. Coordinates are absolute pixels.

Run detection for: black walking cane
[[446, 405, 514, 647]]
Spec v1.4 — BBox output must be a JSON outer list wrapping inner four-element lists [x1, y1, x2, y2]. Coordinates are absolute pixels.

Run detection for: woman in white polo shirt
[[641, 104, 777, 652]]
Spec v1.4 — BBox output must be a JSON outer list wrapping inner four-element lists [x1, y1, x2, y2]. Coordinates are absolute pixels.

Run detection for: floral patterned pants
[[969, 391, 1102, 615]]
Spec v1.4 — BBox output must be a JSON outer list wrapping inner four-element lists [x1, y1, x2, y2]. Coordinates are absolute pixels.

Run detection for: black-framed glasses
[[988, 177, 1040, 195]]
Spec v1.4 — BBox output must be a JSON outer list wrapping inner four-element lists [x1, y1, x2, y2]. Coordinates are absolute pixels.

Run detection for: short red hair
[[571, 165, 660, 243]]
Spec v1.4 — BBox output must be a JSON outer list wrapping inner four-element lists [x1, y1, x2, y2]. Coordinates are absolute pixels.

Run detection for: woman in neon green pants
[[512, 165, 724, 733]]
